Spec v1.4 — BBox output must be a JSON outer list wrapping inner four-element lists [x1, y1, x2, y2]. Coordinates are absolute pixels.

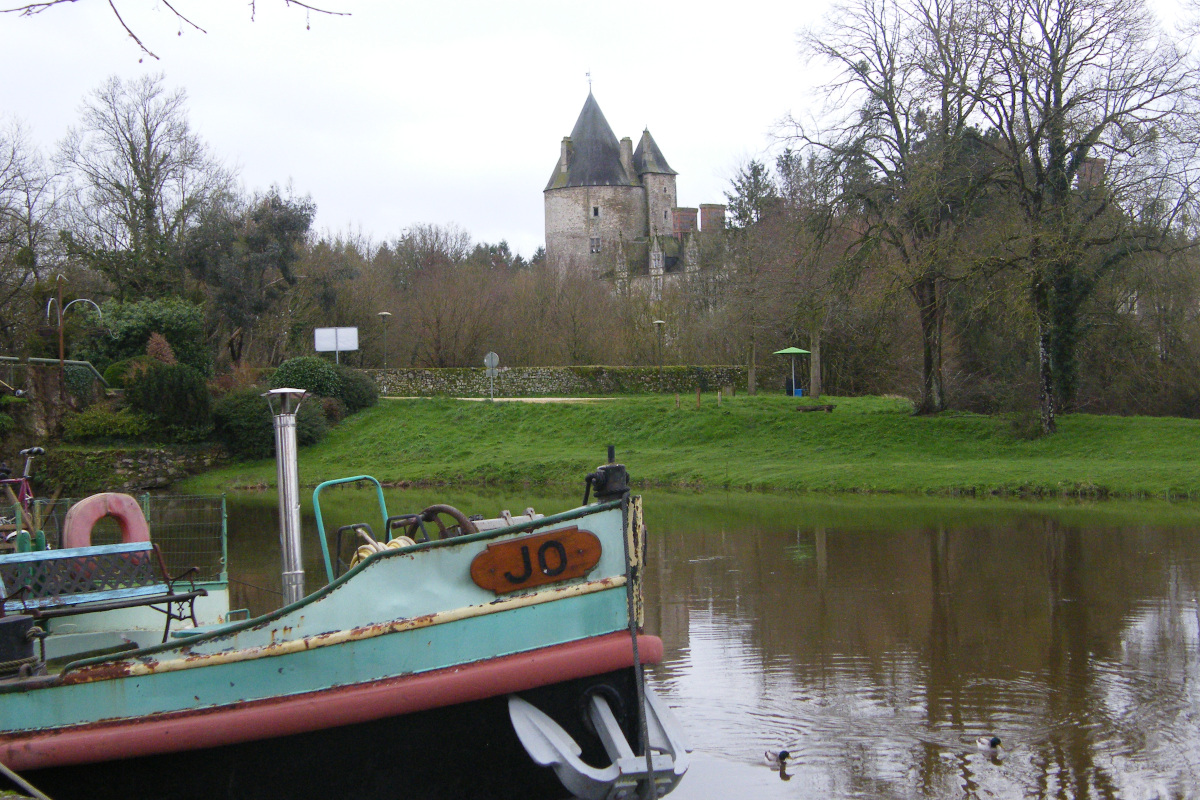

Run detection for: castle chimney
[[619, 137, 634, 181], [700, 204, 726, 232], [560, 137, 573, 174], [673, 207, 698, 237]]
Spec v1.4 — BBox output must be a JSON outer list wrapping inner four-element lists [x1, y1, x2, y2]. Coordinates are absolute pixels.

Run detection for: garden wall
[[365, 365, 750, 397], [42, 446, 226, 494]]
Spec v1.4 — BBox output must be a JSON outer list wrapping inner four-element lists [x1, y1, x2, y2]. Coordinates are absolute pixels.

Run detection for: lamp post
[[377, 311, 392, 369], [653, 319, 666, 384], [45, 277, 102, 405]]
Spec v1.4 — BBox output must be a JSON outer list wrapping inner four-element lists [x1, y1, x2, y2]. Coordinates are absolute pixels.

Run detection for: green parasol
[[772, 347, 811, 395]]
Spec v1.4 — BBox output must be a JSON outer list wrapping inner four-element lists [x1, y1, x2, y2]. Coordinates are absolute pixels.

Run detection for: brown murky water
[[224, 490, 1200, 799]]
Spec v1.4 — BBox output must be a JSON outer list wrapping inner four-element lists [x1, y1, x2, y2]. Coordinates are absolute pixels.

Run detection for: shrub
[[125, 363, 212, 442], [213, 388, 327, 460], [212, 389, 273, 460], [321, 396, 346, 424], [334, 365, 378, 413], [296, 397, 328, 445], [73, 297, 210, 375], [103, 356, 154, 388], [62, 406, 151, 442], [271, 357, 341, 398], [145, 332, 177, 364], [0, 412, 12, 439], [64, 364, 97, 407]]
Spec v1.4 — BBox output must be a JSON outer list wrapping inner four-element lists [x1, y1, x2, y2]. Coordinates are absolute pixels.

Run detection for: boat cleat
[[509, 685, 689, 800]]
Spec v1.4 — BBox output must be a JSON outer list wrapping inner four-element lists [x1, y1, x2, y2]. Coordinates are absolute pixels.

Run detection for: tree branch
[[1, 0, 348, 58]]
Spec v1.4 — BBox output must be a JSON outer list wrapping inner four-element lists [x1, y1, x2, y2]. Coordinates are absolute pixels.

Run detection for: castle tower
[[544, 93, 647, 275], [633, 129, 678, 237]]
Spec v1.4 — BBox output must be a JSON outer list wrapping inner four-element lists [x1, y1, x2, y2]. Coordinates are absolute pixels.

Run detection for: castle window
[[664, 210, 668, 221], [590, 237, 601, 253], [592, 206, 600, 217], [652, 251, 663, 270]]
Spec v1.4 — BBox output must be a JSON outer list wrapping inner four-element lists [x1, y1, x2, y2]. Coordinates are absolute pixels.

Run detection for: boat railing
[[8, 494, 227, 584], [312, 476, 390, 584]]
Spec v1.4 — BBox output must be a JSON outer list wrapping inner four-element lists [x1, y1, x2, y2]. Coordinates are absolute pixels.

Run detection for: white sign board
[[314, 327, 359, 353]]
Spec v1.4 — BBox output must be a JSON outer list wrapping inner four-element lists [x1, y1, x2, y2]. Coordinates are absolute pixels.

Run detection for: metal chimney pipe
[[264, 388, 308, 605]]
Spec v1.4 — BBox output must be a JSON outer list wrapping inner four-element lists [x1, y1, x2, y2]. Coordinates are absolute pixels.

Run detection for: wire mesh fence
[[11, 494, 226, 583]]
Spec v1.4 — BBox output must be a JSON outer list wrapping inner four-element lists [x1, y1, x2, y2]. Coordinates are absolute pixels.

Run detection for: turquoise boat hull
[[0, 497, 673, 799]]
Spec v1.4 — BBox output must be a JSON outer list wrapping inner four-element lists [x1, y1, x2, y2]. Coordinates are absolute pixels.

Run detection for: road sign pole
[[484, 352, 500, 401]]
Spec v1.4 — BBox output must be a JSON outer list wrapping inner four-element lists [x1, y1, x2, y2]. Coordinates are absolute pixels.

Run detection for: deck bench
[[0, 541, 206, 642]]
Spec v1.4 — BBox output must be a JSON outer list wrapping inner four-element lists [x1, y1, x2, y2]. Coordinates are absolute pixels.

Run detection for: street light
[[45, 275, 102, 405], [377, 311, 392, 369], [653, 319, 666, 382]]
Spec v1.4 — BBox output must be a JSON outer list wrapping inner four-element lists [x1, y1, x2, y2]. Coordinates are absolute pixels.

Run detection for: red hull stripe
[[2, 633, 663, 772]]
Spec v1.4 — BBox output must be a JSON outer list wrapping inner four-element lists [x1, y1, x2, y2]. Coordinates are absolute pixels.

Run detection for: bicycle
[[0, 376, 24, 397], [1, 446, 45, 534]]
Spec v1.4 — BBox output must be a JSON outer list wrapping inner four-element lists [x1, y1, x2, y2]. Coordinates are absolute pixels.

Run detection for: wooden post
[[695, 387, 701, 409], [717, 391, 722, 407], [675, 394, 680, 409]]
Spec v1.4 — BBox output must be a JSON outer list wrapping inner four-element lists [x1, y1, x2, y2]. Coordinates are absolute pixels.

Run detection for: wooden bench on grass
[[0, 541, 206, 642]]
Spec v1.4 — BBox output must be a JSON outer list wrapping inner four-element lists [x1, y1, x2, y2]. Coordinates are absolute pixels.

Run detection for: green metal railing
[[312, 476, 389, 584]]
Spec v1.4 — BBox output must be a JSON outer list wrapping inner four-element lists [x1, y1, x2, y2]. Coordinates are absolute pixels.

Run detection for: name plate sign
[[470, 527, 602, 594]]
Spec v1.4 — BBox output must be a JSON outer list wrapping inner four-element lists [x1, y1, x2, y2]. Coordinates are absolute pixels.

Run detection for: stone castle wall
[[545, 185, 647, 273]]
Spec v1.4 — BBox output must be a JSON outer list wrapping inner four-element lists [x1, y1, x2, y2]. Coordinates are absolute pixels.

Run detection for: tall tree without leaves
[[799, 0, 997, 414], [973, 0, 1200, 433], [0, 121, 57, 352], [59, 74, 232, 300]]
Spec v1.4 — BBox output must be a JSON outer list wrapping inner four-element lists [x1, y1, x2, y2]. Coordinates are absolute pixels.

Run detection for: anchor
[[508, 685, 689, 800]]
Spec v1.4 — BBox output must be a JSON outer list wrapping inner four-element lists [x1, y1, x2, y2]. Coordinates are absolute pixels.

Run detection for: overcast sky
[[0, 1, 842, 258]]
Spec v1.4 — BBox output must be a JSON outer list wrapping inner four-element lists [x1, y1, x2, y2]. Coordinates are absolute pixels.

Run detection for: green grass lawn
[[178, 394, 1200, 498]]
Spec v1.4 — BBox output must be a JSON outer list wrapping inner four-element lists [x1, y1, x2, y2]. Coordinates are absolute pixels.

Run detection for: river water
[[223, 490, 1200, 799]]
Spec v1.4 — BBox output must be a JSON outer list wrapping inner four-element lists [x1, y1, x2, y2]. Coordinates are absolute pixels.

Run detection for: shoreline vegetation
[[176, 395, 1200, 501]]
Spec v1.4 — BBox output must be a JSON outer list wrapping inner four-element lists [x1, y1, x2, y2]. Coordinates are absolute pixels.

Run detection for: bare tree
[[58, 74, 233, 299], [973, 0, 1200, 432], [0, 120, 59, 352], [1, 1, 347, 60], [774, 151, 866, 398], [797, 0, 997, 413]]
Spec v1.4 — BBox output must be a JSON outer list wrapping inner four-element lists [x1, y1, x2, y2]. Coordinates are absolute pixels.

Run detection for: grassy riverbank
[[179, 394, 1200, 498]]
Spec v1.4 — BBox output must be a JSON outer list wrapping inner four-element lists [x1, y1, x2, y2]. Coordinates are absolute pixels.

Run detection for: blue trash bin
[[793, 388, 804, 397]]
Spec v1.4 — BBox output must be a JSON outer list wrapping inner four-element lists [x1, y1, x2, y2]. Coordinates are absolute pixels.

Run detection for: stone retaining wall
[[365, 365, 750, 397], [42, 446, 226, 494]]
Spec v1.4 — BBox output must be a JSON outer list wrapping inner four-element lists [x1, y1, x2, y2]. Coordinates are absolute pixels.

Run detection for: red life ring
[[61, 493, 151, 549]]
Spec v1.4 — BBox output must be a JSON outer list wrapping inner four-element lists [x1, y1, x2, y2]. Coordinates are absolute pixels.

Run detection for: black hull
[[18, 669, 643, 800]]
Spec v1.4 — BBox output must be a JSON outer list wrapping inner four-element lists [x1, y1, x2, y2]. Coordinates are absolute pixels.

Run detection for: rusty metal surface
[[62, 575, 627, 683]]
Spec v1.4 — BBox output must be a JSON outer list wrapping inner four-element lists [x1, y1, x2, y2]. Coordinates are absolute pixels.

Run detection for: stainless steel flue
[[264, 388, 308, 606]]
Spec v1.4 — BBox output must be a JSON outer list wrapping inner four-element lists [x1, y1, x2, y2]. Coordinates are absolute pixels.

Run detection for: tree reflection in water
[[642, 494, 1200, 800]]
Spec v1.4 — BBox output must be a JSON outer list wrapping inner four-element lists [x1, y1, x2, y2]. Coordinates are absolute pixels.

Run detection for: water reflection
[[643, 496, 1200, 799], [221, 489, 1200, 799]]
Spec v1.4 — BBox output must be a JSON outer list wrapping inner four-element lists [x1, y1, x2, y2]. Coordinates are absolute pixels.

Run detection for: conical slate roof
[[545, 93, 636, 190], [633, 129, 676, 176]]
